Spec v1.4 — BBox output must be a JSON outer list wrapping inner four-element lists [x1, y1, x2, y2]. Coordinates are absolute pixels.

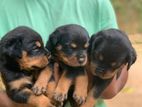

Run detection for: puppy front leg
[[46, 62, 60, 98], [32, 65, 53, 95], [79, 89, 96, 107], [73, 70, 88, 105], [7, 77, 54, 107], [46, 79, 63, 107], [53, 70, 73, 102], [20, 88, 55, 107], [45, 63, 63, 107], [7, 76, 33, 103], [7, 84, 54, 107]]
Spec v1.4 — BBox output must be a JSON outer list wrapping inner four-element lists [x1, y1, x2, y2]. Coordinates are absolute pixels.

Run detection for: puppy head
[[88, 29, 136, 79], [46, 24, 89, 67], [0, 26, 50, 70]]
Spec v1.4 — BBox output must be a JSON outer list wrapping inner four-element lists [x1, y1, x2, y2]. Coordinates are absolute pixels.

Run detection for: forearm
[[100, 64, 128, 99], [0, 91, 32, 107]]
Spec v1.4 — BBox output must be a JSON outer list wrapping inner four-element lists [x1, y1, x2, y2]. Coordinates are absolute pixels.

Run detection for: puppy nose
[[96, 67, 104, 73]]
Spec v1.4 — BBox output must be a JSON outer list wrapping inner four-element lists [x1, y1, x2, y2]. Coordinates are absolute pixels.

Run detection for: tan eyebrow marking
[[70, 43, 77, 48], [35, 41, 41, 47], [84, 43, 89, 48], [99, 54, 103, 61], [111, 62, 117, 66]]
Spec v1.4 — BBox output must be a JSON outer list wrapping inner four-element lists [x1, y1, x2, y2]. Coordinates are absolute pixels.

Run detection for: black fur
[[46, 24, 90, 104], [0, 26, 50, 103], [88, 28, 137, 98]]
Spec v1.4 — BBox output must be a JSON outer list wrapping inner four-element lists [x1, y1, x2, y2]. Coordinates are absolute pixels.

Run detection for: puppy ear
[[88, 33, 103, 55], [46, 31, 60, 52], [2, 37, 23, 58], [127, 47, 137, 70]]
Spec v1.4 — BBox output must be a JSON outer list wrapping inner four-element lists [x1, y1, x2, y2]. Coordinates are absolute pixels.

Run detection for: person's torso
[[0, 0, 117, 44]]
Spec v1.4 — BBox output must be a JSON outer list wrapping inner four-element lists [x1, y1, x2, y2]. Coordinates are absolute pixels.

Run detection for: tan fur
[[54, 71, 73, 101], [46, 80, 57, 98], [18, 51, 49, 70], [35, 41, 41, 48], [56, 51, 87, 67], [73, 71, 88, 103], [80, 90, 96, 107], [33, 66, 52, 94], [21, 87, 54, 107], [70, 43, 77, 48], [99, 54, 103, 61], [28, 93, 53, 107], [84, 43, 89, 48], [89, 61, 120, 79], [89, 62, 97, 75], [56, 45, 62, 51], [9, 76, 32, 90], [111, 62, 117, 66]]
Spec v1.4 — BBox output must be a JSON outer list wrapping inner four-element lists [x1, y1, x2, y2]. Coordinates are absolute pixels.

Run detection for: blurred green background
[[111, 0, 142, 34]]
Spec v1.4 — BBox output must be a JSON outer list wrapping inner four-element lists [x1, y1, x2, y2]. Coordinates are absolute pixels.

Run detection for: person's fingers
[[0, 91, 16, 107]]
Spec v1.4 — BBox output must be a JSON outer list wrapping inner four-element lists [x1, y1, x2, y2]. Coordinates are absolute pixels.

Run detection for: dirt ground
[[0, 34, 142, 107], [106, 34, 142, 107]]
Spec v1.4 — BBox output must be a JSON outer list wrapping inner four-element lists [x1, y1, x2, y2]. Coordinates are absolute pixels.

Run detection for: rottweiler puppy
[[0, 26, 54, 107], [79, 29, 137, 107], [45, 24, 90, 105]]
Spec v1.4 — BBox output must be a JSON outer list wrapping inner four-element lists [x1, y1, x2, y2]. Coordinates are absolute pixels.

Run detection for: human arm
[[100, 64, 128, 99]]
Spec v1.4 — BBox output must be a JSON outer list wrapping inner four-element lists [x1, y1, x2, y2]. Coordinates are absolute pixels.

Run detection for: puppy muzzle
[[44, 48, 51, 56], [77, 54, 86, 65]]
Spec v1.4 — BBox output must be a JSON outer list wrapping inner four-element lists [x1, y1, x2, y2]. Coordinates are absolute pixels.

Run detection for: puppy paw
[[53, 90, 68, 102], [32, 84, 47, 96], [51, 100, 63, 107], [73, 92, 87, 105]]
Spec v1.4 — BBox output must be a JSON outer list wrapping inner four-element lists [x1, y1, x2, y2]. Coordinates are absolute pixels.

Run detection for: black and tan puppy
[[0, 26, 53, 107], [45, 24, 90, 105], [80, 29, 137, 107]]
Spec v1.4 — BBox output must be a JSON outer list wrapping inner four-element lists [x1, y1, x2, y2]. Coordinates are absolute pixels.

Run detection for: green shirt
[[0, 0, 118, 107], [0, 0, 118, 44]]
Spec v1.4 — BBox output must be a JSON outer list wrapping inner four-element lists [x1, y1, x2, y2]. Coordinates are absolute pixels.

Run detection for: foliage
[[111, 0, 142, 34]]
